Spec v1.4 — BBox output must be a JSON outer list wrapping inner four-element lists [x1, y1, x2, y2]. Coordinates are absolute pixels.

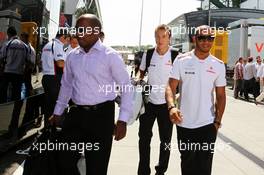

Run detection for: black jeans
[[0, 73, 23, 103], [177, 124, 217, 175], [138, 103, 173, 175], [57, 101, 115, 175], [254, 81, 260, 98], [244, 78, 259, 100], [42, 75, 61, 126]]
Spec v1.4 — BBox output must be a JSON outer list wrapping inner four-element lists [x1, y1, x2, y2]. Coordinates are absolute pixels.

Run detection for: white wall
[[64, 0, 78, 15], [64, 0, 79, 27], [46, 0, 61, 39], [241, 0, 264, 10]]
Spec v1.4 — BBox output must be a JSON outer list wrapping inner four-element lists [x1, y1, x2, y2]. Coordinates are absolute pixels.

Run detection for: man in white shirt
[[41, 28, 68, 126], [65, 35, 79, 57], [256, 60, 264, 103], [233, 57, 243, 98], [255, 56, 263, 95], [136, 24, 178, 175], [244, 57, 257, 101], [166, 25, 226, 175]]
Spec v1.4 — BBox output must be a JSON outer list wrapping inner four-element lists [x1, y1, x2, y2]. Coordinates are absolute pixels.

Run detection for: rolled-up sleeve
[[110, 53, 133, 123], [53, 57, 73, 115]]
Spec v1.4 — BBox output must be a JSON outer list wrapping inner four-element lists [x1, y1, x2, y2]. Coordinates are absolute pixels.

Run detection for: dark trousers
[[254, 81, 260, 98], [42, 75, 60, 126], [234, 79, 243, 98], [57, 101, 115, 175], [0, 73, 23, 103], [24, 69, 33, 97], [244, 78, 257, 100], [177, 124, 217, 175], [138, 103, 173, 175]]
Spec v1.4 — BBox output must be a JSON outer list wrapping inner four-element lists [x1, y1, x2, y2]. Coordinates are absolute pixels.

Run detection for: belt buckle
[[83, 106, 91, 111], [93, 105, 97, 110]]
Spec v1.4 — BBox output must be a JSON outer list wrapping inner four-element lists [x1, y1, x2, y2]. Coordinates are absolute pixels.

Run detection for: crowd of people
[[233, 55, 264, 104]]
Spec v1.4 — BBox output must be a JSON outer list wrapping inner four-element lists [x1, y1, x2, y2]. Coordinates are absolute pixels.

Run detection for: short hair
[[56, 28, 69, 39], [21, 32, 29, 39], [248, 57, 253, 62], [238, 57, 243, 61], [7, 26, 17, 36], [70, 35, 77, 40], [155, 24, 171, 38]]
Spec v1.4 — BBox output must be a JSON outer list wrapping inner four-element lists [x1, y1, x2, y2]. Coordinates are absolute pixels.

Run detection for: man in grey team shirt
[[0, 26, 33, 103]]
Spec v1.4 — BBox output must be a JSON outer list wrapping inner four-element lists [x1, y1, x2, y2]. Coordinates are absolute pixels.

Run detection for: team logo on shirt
[[185, 71, 195, 74], [43, 48, 52, 52], [165, 60, 172, 66], [206, 66, 216, 74]]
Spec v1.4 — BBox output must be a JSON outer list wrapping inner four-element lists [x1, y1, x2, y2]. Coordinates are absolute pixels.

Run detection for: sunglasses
[[196, 35, 215, 42]]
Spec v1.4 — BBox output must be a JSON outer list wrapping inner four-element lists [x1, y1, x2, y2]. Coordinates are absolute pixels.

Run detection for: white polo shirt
[[170, 50, 226, 129], [140, 48, 174, 105], [41, 39, 66, 75], [244, 62, 256, 80], [256, 63, 264, 78]]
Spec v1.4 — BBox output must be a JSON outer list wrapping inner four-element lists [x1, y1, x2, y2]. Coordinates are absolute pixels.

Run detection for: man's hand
[[49, 115, 61, 126], [169, 107, 183, 124], [214, 123, 220, 131], [114, 120, 127, 141]]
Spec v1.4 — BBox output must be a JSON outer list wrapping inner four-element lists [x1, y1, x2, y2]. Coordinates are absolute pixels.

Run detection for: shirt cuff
[[118, 110, 131, 123], [53, 103, 66, 116]]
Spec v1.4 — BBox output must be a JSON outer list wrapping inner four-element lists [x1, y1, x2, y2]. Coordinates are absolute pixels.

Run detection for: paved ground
[[5, 67, 264, 175], [106, 94, 264, 175], [10, 88, 264, 175]]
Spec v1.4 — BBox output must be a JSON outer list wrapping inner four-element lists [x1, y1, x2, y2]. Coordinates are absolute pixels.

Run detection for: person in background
[[255, 56, 263, 97], [136, 24, 178, 175], [256, 57, 264, 104], [244, 57, 257, 101], [41, 28, 69, 127], [234, 57, 243, 99], [0, 27, 32, 103], [65, 35, 79, 57], [20, 32, 36, 97]]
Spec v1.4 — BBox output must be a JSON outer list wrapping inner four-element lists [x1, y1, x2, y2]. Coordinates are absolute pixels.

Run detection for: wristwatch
[[168, 105, 176, 111]]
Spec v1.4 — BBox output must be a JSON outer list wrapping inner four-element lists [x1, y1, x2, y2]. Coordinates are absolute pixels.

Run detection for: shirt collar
[[9, 36, 18, 40], [53, 38, 64, 46], [191, 49, 211, 62], [78, 39, 104, 54]]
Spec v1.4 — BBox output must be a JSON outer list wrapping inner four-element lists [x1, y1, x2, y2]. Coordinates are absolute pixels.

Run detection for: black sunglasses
[[196, 35, 215, 42]]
